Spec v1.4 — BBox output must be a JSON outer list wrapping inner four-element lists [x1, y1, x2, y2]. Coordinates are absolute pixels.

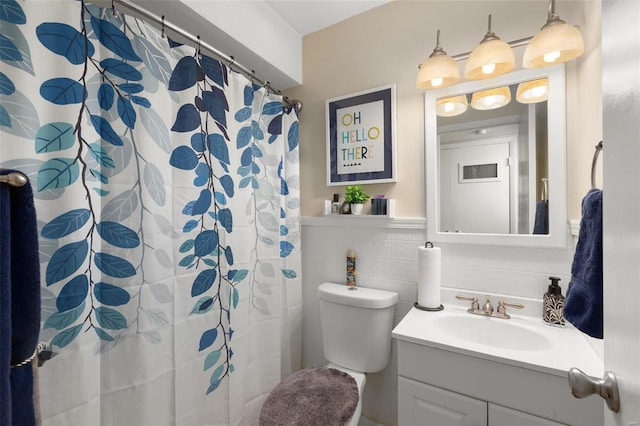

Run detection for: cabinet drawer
[[489, 404, 568, 426], [399, 376, 487, 426]]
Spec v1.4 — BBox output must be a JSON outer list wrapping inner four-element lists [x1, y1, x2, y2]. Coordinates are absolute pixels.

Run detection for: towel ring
[[541, 178, 549, 201], [591, 141, 603, 189], [0, 171, 28, 187]]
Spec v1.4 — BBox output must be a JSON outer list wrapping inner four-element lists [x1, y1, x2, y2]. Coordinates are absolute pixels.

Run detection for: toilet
[[260, 282, 398, 426]]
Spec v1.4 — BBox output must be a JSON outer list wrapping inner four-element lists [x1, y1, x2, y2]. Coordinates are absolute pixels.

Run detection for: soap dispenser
[[543, 276, 565, 326]]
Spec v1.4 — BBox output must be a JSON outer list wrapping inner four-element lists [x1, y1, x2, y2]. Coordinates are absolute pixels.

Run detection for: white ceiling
[[114, 0, 389, 88], [264, 0, 388, 36]]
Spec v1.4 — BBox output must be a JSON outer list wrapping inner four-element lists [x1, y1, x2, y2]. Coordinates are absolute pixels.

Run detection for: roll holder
[[414, 241, 444, 312]]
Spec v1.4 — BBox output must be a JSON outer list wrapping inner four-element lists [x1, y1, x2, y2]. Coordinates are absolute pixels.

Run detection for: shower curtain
[[0, 1, 301, 424]]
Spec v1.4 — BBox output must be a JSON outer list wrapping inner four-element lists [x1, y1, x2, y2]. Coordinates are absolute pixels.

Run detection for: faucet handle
[[497, 300, 524, 312], [455, 295, 479, 311], [497, 300, 525, 318]]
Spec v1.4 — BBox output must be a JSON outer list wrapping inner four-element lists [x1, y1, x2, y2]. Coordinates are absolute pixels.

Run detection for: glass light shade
[[516, 78, 549, 103], [465, 38, 515, 80], [417, 54, 460, 90], [523, 20, 584, 68], [471, 86, 511, 110], [436, 95, 468, 117]]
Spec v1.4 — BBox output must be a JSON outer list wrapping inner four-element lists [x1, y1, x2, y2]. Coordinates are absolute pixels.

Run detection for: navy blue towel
[[564, 189, 603, 339], [1, 170, 41, 426], [533, 200, 549, 234]]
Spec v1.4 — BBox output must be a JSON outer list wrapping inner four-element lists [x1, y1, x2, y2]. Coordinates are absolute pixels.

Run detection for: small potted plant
[[344, 184, 371, 215]]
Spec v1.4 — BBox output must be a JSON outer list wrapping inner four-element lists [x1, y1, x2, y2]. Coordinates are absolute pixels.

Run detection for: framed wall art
[[326, 84, 396, 185]]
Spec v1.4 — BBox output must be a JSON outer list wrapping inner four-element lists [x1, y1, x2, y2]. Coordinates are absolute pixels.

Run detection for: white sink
[[392, 304, 603, 378], [432, 314, 552, 351]]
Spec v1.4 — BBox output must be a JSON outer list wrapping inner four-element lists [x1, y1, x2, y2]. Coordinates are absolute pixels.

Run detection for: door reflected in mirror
[[425, 65, 567, 247]]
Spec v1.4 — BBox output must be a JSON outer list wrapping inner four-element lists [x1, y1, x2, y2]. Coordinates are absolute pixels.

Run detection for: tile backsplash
[[300, 216, 576, 426]]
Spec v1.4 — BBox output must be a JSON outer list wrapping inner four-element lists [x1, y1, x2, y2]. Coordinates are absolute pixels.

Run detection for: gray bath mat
[[259, 366, 359, 426]]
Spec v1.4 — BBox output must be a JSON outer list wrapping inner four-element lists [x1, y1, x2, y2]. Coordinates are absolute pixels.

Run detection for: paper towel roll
[[417, 245, 441, 309]]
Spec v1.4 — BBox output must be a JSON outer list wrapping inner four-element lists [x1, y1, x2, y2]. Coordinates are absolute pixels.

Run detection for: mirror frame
[[425, 65, 567, 247]]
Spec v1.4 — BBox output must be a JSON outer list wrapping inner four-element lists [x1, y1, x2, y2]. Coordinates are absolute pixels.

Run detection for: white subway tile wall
[[301, 219, 576, 425]]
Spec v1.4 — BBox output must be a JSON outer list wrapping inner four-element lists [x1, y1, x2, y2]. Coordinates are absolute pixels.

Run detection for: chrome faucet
[[456, 294, 524, 320]]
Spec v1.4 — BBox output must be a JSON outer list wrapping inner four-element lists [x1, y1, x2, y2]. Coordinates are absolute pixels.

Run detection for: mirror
[[425, 65, 567, 247]]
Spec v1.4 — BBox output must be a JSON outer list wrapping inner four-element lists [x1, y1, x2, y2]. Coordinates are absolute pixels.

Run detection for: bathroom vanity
[[392, 303, 603, 426]]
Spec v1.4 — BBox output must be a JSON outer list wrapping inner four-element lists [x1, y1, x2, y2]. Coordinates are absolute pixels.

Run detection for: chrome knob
[[568, 368, 620, 412]]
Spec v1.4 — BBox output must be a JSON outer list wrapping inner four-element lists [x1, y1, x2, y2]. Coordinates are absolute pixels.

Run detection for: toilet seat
[[259, 366, 362, 426], [328, 364, 366, 426]]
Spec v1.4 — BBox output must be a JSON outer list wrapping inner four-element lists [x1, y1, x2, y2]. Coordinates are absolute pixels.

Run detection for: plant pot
[[350, 203, 364, 215]]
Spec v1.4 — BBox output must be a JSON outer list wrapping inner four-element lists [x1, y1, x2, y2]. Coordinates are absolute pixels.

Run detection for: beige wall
[[286, 0, 601, 220]]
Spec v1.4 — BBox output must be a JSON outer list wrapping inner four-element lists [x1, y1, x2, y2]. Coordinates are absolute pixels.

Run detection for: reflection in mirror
[[425, 65, 567, 247], [437, 82, 547, 235]]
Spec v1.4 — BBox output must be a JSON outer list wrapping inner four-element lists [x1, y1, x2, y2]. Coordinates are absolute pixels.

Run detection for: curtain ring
[[111, 0, 118, 17], [263, 81, 272, 94], [283, 96, 292, 113], [229, 56, 235, 72], [250, 70, 256, 84], [161, 15, 165, 39], [196, 35, 202, 59]]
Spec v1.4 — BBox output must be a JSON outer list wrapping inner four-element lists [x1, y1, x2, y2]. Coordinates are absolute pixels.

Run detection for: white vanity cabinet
[[396, 339, 602, 426]]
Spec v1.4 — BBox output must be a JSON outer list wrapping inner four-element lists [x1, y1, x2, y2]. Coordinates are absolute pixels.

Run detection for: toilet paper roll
[[417, 245, 441, 309]]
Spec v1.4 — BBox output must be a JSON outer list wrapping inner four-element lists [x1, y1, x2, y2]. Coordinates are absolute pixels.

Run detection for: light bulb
[[482, 96, 498, 107], [530, 86, 547, 98], [472, 86, 511, 110], [436, 95, 468, 117], [544, 50, 561, 63], [482, 63, 496, 75], [480, 95, 508, 109], [417, 30, 460, 89], [516, 78, 549, 104]]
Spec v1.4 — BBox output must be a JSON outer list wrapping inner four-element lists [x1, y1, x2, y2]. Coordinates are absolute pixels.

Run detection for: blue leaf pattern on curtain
[[0, 0, 301, 424]]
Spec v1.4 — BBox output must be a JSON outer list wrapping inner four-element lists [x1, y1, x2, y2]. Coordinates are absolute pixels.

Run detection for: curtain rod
[[111, 0, 302, 112]]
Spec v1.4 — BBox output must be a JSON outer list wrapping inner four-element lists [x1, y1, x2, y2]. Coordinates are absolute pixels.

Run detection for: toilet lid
[[259, 366, 359, 426]]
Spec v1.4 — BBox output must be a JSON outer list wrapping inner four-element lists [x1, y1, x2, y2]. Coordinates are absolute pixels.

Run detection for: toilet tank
[[318, 282, 398, 373]]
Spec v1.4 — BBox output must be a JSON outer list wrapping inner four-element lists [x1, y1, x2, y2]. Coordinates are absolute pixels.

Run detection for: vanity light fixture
[[465, 15, 515, 80], [416, 0, 582, 91], [416, 30, 460, 90], [516, 78, 549, 103], [523, 0, 584, 68], [470, 86, 511, 110], [436, 95, 468, 117]]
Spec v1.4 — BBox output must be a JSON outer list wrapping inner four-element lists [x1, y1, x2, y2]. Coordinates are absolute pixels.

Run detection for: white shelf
[[301, 216, 426, 229]]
